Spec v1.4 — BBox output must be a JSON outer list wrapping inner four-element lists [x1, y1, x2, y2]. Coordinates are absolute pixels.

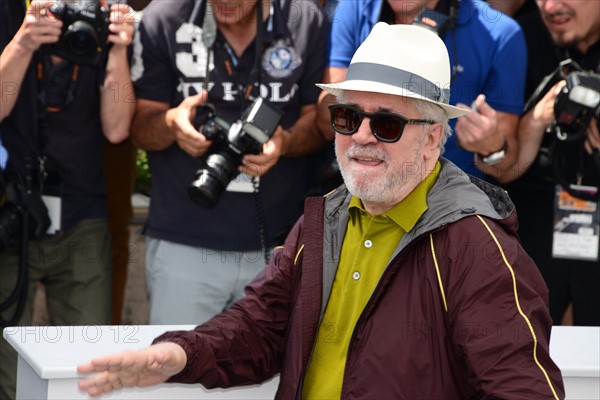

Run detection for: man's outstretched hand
[[77, 342, 187, 397]]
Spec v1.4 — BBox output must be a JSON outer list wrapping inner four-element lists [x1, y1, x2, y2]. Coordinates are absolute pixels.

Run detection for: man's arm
[[446, 217, 564, 398], [495, 81, 565, 184], [282, 104, 328, 157], [78, 215, 305, 395], [130, 93, 212, 157], [0, 0, 61, 121], [99, 4, 136, 144], [454, 95, 520, 179], [473, 111, 520, 179]]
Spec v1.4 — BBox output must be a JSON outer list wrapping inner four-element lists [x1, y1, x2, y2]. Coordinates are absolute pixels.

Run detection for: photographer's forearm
[[496, 111, 546, 184], [130, 100, 176, 151], [475, 134, 519, 180], [496, 79, 565, 183], [2, 0, 62, 121], [474, 112, 520, 179], [100, 46, 134, 144], [281, 105, 328, 157], [0, 41, 33, 121]]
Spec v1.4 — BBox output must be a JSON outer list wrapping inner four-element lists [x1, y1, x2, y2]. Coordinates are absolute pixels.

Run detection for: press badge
[[41, 173, 62, 234], [552, 185, 600, 261], [226, 173, 255, 193], [42, 195, 61, 234]]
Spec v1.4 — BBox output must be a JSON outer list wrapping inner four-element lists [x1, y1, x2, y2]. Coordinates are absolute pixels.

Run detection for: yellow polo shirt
[[302, 161, 440, 400]]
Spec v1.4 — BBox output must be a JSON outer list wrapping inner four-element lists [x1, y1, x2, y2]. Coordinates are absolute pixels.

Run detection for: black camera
[[0, 171, 51, 253], [188, 97, 282, 207], [554, 70, 600, 140], [44, 0, 111, 66], [412, 8, 449, 35]]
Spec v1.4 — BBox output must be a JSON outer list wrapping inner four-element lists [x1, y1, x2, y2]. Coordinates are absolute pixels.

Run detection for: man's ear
[[425, 122, 444, 158]]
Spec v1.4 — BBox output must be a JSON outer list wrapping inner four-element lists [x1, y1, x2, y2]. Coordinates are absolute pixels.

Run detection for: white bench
[[4, 325, 599, 399]]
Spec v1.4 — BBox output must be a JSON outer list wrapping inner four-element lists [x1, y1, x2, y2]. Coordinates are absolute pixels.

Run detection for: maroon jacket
[[156, 160, 564, 399]]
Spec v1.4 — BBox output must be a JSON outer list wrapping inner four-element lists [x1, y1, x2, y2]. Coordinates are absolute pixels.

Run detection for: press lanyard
[[191, 0, 272, 103]]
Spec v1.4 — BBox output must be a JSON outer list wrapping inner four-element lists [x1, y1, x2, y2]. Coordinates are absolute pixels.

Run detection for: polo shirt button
[[364, 240, 373, 248], [353, 271, 361, 280]]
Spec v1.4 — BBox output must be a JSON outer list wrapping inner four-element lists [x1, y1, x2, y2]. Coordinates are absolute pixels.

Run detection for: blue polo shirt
[[328, 0, 526, 178]]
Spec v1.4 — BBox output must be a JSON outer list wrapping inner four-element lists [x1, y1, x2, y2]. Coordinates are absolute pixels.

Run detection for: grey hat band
[[345, 62, 450, 104]]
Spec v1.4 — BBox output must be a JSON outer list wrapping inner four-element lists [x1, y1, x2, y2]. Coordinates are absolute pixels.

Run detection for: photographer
[[317, 0, 528, 181], [499, 0, 600, 326], [0, 0, 134, 397], [130, 0, 328, 325]]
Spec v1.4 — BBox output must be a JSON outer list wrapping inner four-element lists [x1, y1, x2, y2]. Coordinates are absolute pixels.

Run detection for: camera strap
[[34, 54, 81, 189], [194, 0, 268, 102]]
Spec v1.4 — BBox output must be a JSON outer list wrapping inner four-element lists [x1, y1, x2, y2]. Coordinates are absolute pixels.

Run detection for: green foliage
[[135, 149, 151, 195]]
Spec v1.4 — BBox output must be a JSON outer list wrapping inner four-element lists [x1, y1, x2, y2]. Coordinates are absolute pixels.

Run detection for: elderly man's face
[[536, 0, 600, 53], [334, 91, 440, 215]]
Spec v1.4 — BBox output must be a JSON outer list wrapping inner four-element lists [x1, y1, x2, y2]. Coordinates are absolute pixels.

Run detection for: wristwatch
[[477, 138, 507, 165]]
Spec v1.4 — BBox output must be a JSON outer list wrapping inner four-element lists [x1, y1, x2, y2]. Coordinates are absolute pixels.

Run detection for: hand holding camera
[[527, 60, 600, 142], [41, 0, 134, 66], [239, 125, 288, 178], [166, 92, 213, 158], [529, 80, 567, 133], [13, 0, 63, 54], [106, 2, 135, 49], [553, 70, 600, 145], [188, 97, 282, 207]]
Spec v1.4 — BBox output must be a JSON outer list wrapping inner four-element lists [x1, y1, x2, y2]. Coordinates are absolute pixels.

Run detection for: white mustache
[[346, 145, 389, 164]]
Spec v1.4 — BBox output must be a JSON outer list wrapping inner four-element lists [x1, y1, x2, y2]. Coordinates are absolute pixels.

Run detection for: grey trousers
[[145, 237, 268, 325]]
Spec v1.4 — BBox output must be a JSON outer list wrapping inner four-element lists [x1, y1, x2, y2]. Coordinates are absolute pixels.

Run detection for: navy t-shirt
[[132, 0, 328, 250]]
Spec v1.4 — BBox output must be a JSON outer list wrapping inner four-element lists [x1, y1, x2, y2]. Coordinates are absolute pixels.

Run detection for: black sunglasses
[[329, 104, 436, 143]]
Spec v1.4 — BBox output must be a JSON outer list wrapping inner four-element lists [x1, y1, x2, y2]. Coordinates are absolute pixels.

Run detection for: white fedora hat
[[317, 22, 468, 119]]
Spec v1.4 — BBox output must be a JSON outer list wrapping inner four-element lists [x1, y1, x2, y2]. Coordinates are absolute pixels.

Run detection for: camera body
[[0, 171, 50, 253], [44, 0, 111, 66], [554, 70, 600, 140], [412, 8, 449, 35], [188, 97, 283, 207]]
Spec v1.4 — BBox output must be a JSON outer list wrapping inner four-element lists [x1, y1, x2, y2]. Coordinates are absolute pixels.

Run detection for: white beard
[[336, 139, 426, 208]]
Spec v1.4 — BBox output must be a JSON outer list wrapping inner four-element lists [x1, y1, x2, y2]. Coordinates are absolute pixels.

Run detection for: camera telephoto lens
[[188, 153, 241, 207], [65, 21, 98, 55]]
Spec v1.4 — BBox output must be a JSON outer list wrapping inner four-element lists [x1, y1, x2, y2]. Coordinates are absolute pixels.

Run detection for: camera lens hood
[[65, 21, 99, 56]]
